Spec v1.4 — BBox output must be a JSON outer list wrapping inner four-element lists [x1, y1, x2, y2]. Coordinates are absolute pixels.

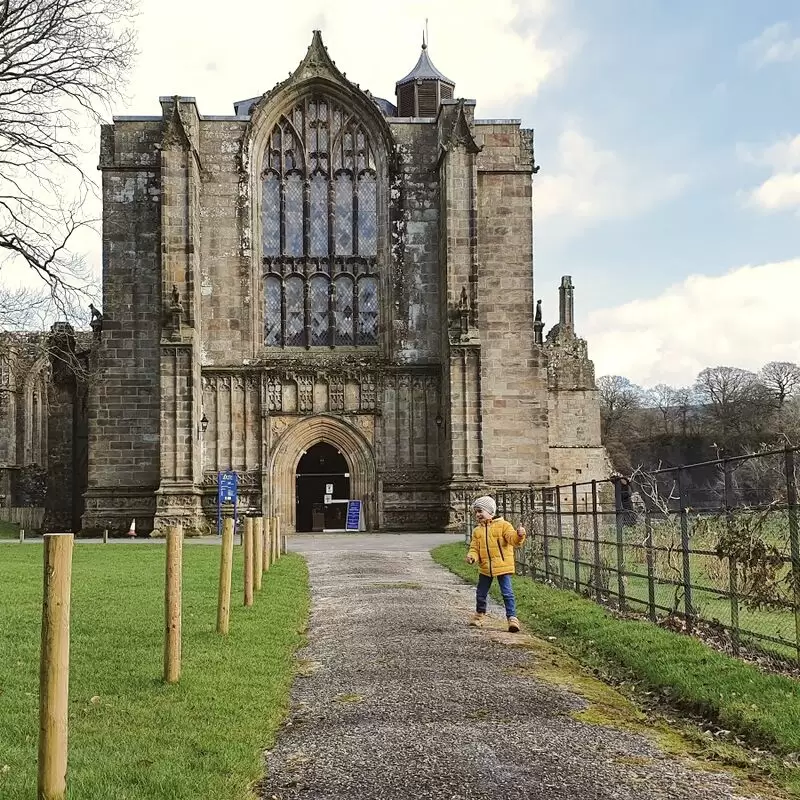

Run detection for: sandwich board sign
[[345, 500, 364, 532], [217, 471, 238, 535]]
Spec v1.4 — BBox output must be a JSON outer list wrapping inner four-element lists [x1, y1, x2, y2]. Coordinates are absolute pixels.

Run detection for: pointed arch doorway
[[295, 443, 350, 532], [269, 414, 377, 533]]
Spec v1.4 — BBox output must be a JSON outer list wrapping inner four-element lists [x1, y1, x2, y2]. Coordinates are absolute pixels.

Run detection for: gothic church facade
[[70, 32, 606, 535]]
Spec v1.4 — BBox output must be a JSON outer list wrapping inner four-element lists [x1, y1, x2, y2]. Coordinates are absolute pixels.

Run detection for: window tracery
[[261, 95, 380, 348]]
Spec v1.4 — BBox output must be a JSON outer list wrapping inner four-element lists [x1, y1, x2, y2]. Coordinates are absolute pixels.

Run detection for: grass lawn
[[0, 520, 20, 539], [432, 542, 800, 759], [0, 543, 309, 800]]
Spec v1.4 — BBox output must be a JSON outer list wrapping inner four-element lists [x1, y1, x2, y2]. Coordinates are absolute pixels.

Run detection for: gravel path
[[260, 539, 769, 799]]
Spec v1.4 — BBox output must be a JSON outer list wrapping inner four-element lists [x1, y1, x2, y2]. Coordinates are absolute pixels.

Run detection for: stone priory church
[[74, 32, 605, 534]]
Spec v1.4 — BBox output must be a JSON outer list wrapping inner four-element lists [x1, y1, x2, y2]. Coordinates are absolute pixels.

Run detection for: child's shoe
[[507, 616, 520, 633], [469, 613, 486, 628]]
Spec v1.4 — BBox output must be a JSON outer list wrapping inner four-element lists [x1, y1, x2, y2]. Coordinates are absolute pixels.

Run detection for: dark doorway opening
[[295, 442, 350, 532]]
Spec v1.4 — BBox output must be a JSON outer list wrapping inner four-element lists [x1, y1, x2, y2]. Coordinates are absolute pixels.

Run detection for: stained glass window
[[334, 174, 353, 256], [309, 173, 328, 257], [285, 275, 304, 347], [333, 275, 354, 346], [262, 174, 280, 256], [358, 277, 378, 345], [264, 275, 282, 346], [309, 275, 329, 346], [261, 94, 380, 348], [284, 174, 303, 257], [357, 174, 377, 256]]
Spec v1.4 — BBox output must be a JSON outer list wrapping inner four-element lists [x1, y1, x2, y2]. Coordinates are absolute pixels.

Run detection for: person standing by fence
[[466, 496, 526, 632]]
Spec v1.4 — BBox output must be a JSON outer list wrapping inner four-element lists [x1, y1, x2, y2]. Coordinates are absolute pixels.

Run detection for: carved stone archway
[[268, 414, 377, 533]]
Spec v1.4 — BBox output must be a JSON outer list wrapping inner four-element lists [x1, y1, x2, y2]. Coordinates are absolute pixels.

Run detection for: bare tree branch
[[0, 0, 137, 307]]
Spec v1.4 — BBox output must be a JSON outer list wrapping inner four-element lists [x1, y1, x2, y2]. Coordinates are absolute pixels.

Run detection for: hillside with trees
[[598, 361, 800, 473]]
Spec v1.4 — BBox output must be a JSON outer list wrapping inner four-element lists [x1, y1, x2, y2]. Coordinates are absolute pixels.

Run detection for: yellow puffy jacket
[[467, 518, 526, 577]]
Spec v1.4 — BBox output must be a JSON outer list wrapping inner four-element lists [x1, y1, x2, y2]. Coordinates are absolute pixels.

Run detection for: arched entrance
[[269, 414, 377, 533], [295, 443, 350, 532]]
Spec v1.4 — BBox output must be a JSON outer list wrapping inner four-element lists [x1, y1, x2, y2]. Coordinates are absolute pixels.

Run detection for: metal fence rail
[[465, 446, 800, 664]]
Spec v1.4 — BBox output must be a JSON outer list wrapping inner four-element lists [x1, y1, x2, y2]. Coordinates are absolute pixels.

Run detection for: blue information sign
[[217, 471, 239, 535], [345, 500, 363, 532]]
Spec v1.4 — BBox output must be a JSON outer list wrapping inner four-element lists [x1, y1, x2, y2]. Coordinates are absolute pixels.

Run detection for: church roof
[[396, 44, 455, 88]]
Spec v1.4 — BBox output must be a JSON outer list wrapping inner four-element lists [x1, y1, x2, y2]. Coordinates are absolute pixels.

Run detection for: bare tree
[[759, 361, 800, 409], [597, 375, 644, 441], [694, 366, 772, 444], [0, 0, 137, 315], [647, 383, 679, 435]]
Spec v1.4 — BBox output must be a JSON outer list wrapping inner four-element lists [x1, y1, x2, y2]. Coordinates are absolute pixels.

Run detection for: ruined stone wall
[[84, 121, 163, 534], [474, 124, 550, 487]]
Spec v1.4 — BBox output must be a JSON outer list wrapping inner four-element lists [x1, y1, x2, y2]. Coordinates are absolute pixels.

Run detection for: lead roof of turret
[[396, 43, 455, 88]]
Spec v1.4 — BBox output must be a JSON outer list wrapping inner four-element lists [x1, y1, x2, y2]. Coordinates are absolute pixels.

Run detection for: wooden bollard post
[[217, 517, 234, 634], [260, 516, 268, 572], [19, 527, 24, 543], [103, 528, 108, 544], [38, 533, 74, 800], [243, 517, 254, 607], [282, 534, 287, 555], [268, 516, 275, 563], [263, 518, 271, 571], [275, 516, 281, 560], [163, 525, 183, 684], [254, 517, 263, 590]]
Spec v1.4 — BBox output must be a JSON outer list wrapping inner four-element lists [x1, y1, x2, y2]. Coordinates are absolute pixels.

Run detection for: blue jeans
[[476, 573, 516, 618]]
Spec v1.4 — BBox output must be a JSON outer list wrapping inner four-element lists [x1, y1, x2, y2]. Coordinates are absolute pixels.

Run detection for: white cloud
[[742, 22, 800, 67], [741, 134, 800, 213], [130, 0, 572, 117], [535, 129, 688, 225], [584, 259, 800, 387]]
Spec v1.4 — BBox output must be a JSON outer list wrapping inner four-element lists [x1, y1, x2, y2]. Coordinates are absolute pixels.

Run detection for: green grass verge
[[432, 542, 800, 756], [0, 544, 309, 799], [0, 520, 21, 538]]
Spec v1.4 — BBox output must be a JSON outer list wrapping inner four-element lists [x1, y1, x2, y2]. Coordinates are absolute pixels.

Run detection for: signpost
[[217, 471, 238, 536], [345, 500, 364, 532]]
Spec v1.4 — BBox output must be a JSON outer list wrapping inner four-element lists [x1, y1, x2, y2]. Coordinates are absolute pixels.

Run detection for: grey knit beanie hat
[[472, 496, 496, 517]]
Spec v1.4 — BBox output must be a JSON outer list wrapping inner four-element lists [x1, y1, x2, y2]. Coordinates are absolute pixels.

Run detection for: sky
[[16, 0, 800, 389]]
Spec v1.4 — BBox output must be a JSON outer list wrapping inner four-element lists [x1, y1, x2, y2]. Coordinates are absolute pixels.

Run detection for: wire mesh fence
[[464, 446, 800, 664]]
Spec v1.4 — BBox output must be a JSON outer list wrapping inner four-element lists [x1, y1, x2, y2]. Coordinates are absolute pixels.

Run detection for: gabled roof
[[396, 44, 455, 88]]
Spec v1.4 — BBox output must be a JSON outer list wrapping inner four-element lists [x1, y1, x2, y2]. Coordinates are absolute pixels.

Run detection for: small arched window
[[261, 94, 380, 348]]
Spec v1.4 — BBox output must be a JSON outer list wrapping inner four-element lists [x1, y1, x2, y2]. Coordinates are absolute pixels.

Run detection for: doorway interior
[[295, 442, 350, 532]]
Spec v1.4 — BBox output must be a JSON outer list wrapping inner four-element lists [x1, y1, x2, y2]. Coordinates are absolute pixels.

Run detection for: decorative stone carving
[[89, 304, 103, 338], [266, 376, 282, 411], [360, 376, 376, 410], [168, 285, 183, 340], [329, 377, 345, 412], [298, 376, 314, 413]]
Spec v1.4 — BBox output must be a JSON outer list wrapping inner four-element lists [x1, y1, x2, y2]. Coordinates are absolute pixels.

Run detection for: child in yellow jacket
[[466, 495, 526, 632]]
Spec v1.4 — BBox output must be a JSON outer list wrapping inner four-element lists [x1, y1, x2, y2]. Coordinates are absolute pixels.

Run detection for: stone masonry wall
[[388, 121, 440, 364], [84, 121, 163, 534], [475, 124, 549, 486]]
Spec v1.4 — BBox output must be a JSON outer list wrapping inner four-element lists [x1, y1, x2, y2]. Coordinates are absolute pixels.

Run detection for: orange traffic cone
[[126, 518, 137, 538]]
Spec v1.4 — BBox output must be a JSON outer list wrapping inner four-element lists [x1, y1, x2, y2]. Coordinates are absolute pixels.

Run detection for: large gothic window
[[261, 95, 380, 347]]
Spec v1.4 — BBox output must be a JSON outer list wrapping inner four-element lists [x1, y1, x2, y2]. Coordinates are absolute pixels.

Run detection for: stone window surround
[[245, 85, 392, 359]]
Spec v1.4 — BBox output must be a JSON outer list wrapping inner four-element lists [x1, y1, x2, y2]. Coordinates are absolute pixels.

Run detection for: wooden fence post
[[243, 517, 254, 606], [38, 533, 74, 800], [254, 517, 263, 589], [163, 525, 183, 683], [217, 517, 234, 634]]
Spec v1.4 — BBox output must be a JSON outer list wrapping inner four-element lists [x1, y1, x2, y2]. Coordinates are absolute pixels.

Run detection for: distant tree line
[[598, 362, 800, 473]]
